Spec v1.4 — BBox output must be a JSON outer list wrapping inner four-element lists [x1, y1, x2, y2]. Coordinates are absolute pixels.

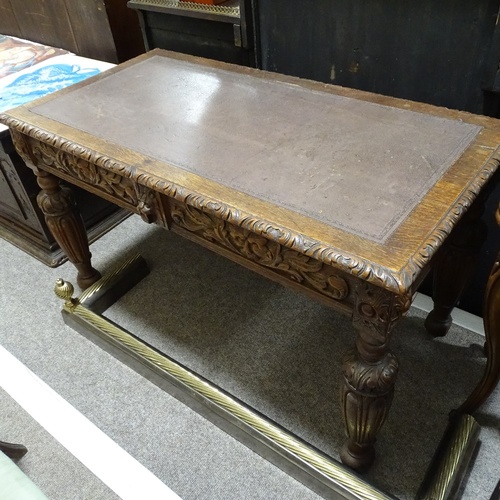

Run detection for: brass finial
[[54, 278, 78, 309]]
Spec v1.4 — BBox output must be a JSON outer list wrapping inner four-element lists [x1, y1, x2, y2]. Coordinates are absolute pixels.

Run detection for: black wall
[[257, 0, 499, 113]]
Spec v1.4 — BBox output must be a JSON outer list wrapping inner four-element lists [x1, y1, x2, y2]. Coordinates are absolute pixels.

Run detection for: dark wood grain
[[0, 0, 144, 63], [257, 0, 499, 114], [0, 0, 21, 35], [64, 0, 117, 63], [130, 0, 256, 66], [8, 0, 78, 53], [104, 0, 145, 62]]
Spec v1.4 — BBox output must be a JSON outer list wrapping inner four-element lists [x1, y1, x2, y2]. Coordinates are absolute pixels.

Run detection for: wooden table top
[[2, 49, 499, 294]]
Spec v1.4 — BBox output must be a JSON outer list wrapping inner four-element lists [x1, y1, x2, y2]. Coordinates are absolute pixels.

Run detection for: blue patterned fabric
[[0, 63, 101, 113]]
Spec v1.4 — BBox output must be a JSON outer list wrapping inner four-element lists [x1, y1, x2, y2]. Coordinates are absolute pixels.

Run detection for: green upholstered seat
[[0, 451, 48, 500]]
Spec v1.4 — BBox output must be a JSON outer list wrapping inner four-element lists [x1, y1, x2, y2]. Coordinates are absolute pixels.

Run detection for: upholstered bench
[[0, 450, 48, 499]]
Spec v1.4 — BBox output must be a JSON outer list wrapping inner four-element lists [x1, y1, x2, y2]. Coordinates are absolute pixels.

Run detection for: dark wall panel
[[3, 0, 78, 53], [0, 0, 144, 63], [258, 0, 499, 114], [0, 0, 21, 35], [64, 0, 117, 63]]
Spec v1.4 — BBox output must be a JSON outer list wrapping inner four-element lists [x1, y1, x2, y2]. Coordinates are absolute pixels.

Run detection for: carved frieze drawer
[[168, 197, 355, 309], [10, 131, 169, 227]]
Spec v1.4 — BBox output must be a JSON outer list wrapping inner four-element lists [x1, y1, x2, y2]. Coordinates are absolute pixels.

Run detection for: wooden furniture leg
[[340, 283, 407, 471], [455, 249, 500, 414], [35, 169, 101, 288], [455, 205, 500, 414], [425, 201, 487, 337], [0, 441, 28, 460]]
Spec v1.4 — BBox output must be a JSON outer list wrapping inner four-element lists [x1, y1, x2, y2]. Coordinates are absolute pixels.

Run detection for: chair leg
[[0, 441, 28, 460]]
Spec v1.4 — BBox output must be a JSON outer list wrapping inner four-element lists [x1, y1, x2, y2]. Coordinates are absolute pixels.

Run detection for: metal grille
[[130, 0, 240, 17]]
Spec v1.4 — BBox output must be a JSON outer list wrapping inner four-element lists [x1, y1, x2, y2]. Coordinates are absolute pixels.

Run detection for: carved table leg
[[425, 201, 487, 337], [455, 207, 500, 414], [35, 169, 101, 288], [455, 251, 500, 414], [340, 283, 407, 471]]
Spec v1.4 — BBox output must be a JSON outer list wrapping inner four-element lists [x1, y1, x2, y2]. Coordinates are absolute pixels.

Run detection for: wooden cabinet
[[256, 0, 499, 115], [0, 0, 145, 63], [0, 17, 137, 266], [0, 130, 129, 267], [128, 0, 258, 66]]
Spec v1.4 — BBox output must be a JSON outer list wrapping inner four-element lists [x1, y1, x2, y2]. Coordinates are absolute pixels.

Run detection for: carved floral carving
[[352, 282, 410, 347], [340, 281, 405, 468], [8, 129, 159, 222], [135, 185, 157, 223], [37, 184, 75, 217], [36, 137, 137, 204], [342, 283, 404, 396], [342, 350, 398, 395], [171, 201, 349, 301]]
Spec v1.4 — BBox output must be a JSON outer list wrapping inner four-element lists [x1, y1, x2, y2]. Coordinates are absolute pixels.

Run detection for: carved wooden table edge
[[0, 115, 404, 293], [401, 147, 500, 293], [3, 113, 498, 295]]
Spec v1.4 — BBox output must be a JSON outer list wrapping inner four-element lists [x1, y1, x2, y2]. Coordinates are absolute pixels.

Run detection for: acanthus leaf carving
[[171, 201, 349, 302], [8, 130, 158, 220], [37, 184, 75, 217], [342, 349, 399, 396]]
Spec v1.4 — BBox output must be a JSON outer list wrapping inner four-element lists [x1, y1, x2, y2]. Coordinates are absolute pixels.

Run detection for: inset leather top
[[32, 55, 481, 243]]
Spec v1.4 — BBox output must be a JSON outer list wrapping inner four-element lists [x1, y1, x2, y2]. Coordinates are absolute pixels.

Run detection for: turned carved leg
[[456, 205, 500, 414], [340, 283, 407, 471], [425, 200, 487, 337], [455, 250, 500, 414], [35, 169, 101, 288]]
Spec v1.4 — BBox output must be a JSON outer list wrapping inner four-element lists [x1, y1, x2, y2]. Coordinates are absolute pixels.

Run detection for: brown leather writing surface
[[32, 55, 481, 242]]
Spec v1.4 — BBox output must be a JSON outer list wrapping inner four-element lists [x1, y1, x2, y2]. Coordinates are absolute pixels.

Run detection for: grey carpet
[[0, 388, 119, 500], [1, 214, 499, 499]]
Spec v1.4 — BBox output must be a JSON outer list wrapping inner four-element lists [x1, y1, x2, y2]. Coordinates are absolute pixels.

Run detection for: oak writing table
[[1, 49, 499, 472]]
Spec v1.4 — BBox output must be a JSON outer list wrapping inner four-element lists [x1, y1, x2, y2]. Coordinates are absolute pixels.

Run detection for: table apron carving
[[169, 198, 353, 306], [13, 129, 359, 311], [10, 130, 168, 226]]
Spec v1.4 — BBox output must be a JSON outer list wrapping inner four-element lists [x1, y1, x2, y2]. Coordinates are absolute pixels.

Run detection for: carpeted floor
[[1, 214, 499, 499]]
